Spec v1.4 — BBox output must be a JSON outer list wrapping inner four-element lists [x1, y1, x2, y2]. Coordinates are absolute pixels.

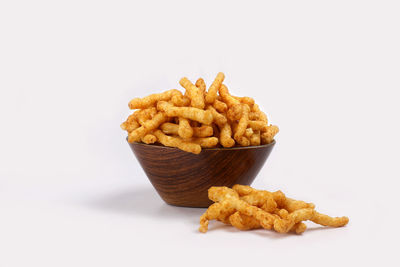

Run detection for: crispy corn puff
[[195, 78, 206, 94], [226, 104, 243, 121], [128, 89, 181, 109], [207, 105, 227, 126], [291, 222, 307, 234], [219, 123, 235, 148], [245, 128, 254, 138], [311, 212, 349, 227], [229, 212, 262, 231], [248, 120, 268, 132], [212, 99, 228, 113], [233, 104, 250, 141], [250, 131, 261, 146], [137, 107, 157, 125], [188, 137, 219, 148], [252, 104, 268, 122], [261, 125, 279, 144], [128, 112, 168, 142], [171, 94, 191, 107], [179, 77, 205, 109], [141, 134, 157, 144], [205, 72, 225, 104], [153, 130, 201, 154], [200, 185, 349, 235], [178, 117, 194, 139], [193, 125, 213, 137], [219, 84, 241, 107], [157, 101, 213, 125], [273, 208, 316, 233]]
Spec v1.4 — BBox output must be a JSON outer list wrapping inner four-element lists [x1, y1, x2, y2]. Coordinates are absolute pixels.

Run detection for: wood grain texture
[[128, 141, 275, 208]]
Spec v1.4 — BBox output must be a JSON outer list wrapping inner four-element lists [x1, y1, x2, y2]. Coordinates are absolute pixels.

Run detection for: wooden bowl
[[128, 141, 275, 208]]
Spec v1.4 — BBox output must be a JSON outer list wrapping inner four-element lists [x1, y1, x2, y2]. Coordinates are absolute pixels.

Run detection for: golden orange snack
[[233, 104, 250, 141], [122, 72, 278, 154], [195, 78, 206, 93], [171, 94, 191, 107], [226, 104, 243, 121], [219, 84, 241, 107], [153, 130, 201, 154], [188, 137, 219, 148], [128, 89, 181, 109], [199, 185, 349, 235], [250, 131, 261, 146], [219, 123, 235, 148], [205, 72, 225, 104], [212, 99, 228, 113], [178, 117, 194, 139], [261, 125, 279, 144], [141, 134, 157, 144], [229, 211, 262, 231], [127, 112, 168, 142], [179, 77, 205, 109], [206, 105, 227, 126], [157, 101, 213, 125]]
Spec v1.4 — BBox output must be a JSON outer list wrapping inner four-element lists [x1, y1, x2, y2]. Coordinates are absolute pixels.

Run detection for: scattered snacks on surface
[[122, 73, 278, 154], [199, 185, 349, 234]]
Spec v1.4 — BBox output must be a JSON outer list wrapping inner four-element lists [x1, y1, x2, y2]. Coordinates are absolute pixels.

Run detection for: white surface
[[1, 0, 399, 266]]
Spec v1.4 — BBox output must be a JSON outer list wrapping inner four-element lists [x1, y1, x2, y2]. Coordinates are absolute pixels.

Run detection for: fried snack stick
[[229, 210, 306, 234], [157, 101, 213, 124], [195, 78, 206, 94], [219, 123, 235, 148], [248, 121, 268, 132], [153, 130, 201, 154], [207, 187, 276, 230], [261, 125, 279, 144], [240, 191, 277, 213], [245, 128, 254, 138], [187, 137, 219, 148], [160, 123, 213, 138], [233, 185, 313, 212], [193, 125, 214, 138], [252, 104, 268, 123], [311, 212, 349, 227], [229, 212, 262, 231], [199, 201, 235, 233], [227, 104, 243, 121], [137, 107, 157, 125], [233, 104, 250, 141], [233, 96, 255, 107], [206, 105, 227, 126], [292, 222, 307, 234], [208, 186, 239, 202], [205, 72, 225, 104], [171, 94, 191, 107], [128, 89, 181, 109], [212, 99, 228, 113], [273, 208, 316, 233], [141, 134, 157, 144], [128, 112, 168, 142], [178, 118, 194, 139], [179, 77, 205, 109], [219, 84, 241, 107], [283, 198, 315, 213], [232, 185, 287, 207], [121, 113, 140, 132], [250, 131, 261, 146]]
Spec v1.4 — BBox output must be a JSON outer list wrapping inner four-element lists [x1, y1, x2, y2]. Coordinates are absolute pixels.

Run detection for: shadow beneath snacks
[[88, 186, 205, 221], [202, 223, 333, 238]]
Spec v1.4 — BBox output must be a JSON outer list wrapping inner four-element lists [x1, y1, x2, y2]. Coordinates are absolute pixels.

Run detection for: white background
[[1, 0, 399, 266]]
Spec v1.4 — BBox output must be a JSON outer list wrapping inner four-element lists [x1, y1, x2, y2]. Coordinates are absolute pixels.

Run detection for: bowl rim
[[127, 138, 275, 151]]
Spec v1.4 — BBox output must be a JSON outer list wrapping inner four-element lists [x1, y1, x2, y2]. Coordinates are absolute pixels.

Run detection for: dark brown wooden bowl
[[128, 140, 275, 208]]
